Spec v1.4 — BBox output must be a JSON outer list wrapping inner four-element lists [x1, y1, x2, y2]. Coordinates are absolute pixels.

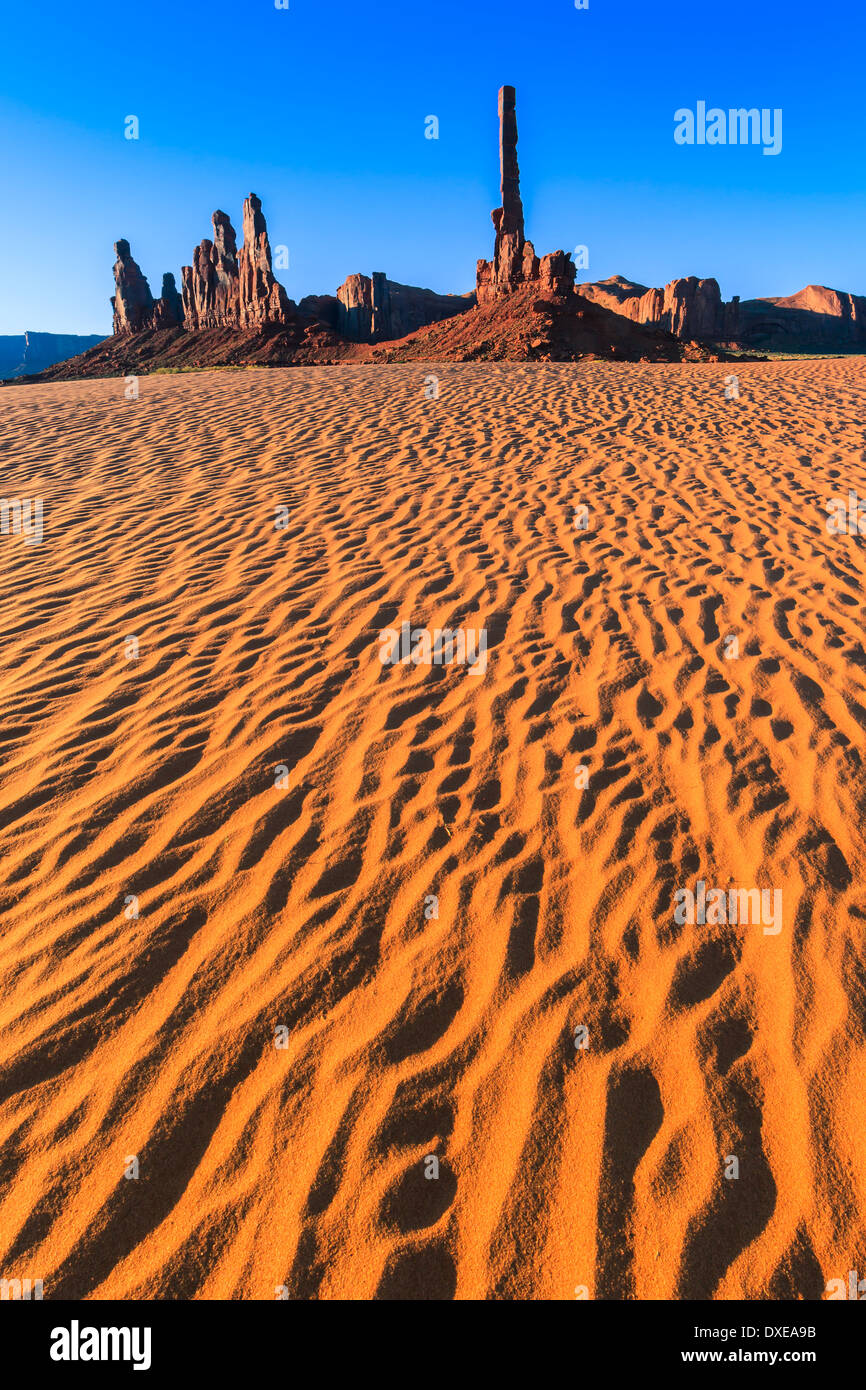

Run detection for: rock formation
[[109, 195, 292, 335], [476, 85, 575, 303], [111, 242, 186, 332], [0, 332, 105, 380], [579, 274, 739, 340], [75, 85, 857, 371], [237, 194, 291, 328], [83, 85, 729, 373], [150, 274, 184, 329], [640, 277, 729, 339], [736, 284, 866, 350], [771, 284, 866, 322], [81, 83, 866, 370], [111, 240, 156, 334], [579, 274, 866, 351], [333, 273, 469, 342], [109, 189, 471, 348], [297, 294, 340, 329], [181, 212, 241, 330], [334, 273, 378, 341], [480, 83, 525, 298], [375, 280, 730, 365]]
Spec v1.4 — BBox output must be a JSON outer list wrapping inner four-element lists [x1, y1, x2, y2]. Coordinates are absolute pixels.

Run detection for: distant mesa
[[578, 274, 866, 352], [736, 284, 866, 351], [16, 84, 866, 380], [578, 274, 739, 341], [0, 331, 105, 379]]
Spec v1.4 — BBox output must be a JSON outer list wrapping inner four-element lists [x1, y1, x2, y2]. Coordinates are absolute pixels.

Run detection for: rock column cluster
[[180, 212, 241, 329], [113, 194, 291, 335], [181, 196, 290, 331]]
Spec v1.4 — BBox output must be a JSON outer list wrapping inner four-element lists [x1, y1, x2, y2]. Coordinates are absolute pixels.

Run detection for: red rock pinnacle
[[477, 85, 574, 303], [111, 240, 155, 334], [238, 194, 290, 329]]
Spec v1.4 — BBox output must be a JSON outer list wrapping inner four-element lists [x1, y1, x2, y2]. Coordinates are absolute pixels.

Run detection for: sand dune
[[0, 359, 864, 1300]]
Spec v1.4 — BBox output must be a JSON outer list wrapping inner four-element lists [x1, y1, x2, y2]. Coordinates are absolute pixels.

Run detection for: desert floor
[[0, 360, 864, 1300]]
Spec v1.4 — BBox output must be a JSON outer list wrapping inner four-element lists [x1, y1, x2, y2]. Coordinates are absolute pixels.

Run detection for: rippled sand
[[0, 360, 864, 1299]]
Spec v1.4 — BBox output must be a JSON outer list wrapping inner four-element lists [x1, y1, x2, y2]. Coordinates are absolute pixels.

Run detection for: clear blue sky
[[0, 0, 862, 334]]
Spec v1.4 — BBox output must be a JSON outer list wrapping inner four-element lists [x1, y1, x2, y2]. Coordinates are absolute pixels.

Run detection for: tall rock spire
[[238, 193, 291, 328], [490, 84, 530, 294], [498, 84, 524, 243], [476, 85, 575, 303]]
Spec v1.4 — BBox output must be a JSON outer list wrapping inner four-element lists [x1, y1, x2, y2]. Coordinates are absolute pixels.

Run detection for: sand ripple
[[0, 360, 864, 1299]]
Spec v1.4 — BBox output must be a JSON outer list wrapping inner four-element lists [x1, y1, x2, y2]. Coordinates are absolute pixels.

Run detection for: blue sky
[[0, 0, 862, 334]]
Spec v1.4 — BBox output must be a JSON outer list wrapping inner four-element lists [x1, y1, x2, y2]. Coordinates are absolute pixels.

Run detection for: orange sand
[[0, 360, 864, 1300]]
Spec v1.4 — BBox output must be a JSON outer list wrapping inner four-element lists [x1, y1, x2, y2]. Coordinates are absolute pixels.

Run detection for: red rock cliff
[[334, 273, 469, 342]]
